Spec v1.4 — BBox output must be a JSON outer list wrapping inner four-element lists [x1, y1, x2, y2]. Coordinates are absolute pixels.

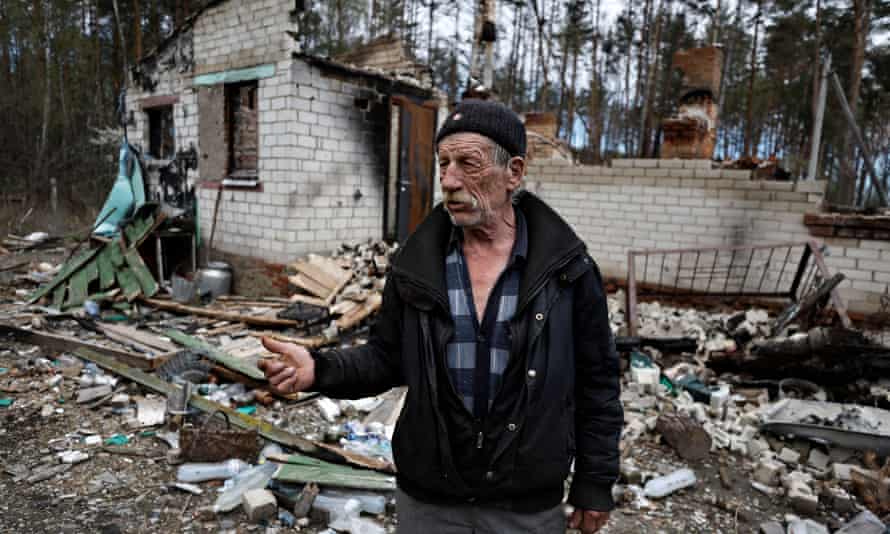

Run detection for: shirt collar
[[447, 205, 528, 266]]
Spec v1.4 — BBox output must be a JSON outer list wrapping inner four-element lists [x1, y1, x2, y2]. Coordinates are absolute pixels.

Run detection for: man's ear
[[507, 156, 525, 189]]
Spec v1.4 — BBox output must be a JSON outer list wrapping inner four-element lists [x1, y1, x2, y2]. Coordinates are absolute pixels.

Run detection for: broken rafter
[[0, 323, 165, 369], [141, 297, 304, 328]]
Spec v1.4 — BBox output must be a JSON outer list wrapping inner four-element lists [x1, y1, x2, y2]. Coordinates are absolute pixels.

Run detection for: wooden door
[[394, 97, 437, 242]]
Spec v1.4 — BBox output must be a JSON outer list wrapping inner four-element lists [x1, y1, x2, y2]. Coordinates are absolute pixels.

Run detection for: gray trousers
[[396, 489, 567, 534]]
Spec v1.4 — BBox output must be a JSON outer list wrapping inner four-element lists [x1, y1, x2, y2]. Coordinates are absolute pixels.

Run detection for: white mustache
[[444, 194, 479, 209]]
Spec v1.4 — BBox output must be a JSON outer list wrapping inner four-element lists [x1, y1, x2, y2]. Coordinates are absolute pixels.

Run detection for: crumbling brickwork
[[661, 46, 723, 160], [126, 0, 392, 263], [525, 158, 890, 314]]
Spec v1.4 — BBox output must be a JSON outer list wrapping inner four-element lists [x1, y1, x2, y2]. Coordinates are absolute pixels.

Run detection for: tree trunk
[[530, 0, 552, 109], [133, 0, 142, 60], [566, 44, 579, 145], [555, 24, 571, 136], [640, 1, 663, 157], [837, 0, 871, 205], [743, 0, 761, 159]]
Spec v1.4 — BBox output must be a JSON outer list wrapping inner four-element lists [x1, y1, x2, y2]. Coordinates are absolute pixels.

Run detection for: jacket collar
[[391, 191, 585, 312]]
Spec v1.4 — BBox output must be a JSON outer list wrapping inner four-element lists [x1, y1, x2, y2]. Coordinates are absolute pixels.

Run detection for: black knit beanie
[[435, 99, 527, 157]]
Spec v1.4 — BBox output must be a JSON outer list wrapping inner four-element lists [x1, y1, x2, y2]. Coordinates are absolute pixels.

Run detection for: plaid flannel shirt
[[445, 208, 527, 418]]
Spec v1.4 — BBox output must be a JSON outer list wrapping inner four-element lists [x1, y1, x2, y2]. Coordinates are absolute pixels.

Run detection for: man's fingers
[[261, 336, 299, 358], [259, 359, 285, 375], [568, 510, 581, 529], [269, 367, 295, 387], [275, 373, 298, 394]]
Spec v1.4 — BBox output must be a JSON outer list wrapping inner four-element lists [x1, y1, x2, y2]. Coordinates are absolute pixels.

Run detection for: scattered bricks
[[747, 438, 771, 459], [824, 486, 856, 514], [111, 393, 131, 409], [753, 458, 785, 487], [807, 448, 830, 471], [778, 447, 802, 465], [787, 485, 819, 516], [832, 463, 856, 482], [242, 489, 278, 522]]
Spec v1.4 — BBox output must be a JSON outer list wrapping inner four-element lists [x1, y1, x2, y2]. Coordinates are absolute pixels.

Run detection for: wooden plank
[[164, 329, 267, 381], [141, 298, 304, 328], [116, 267, 141, 301], [0, 324, 162, 369], [124, 248, 159, 297], [292, 261, 340, 290], [271, 453, 396, 489], [335, 292, 382, 330], [98, 323, 177, 352], [193, 63, 276, 86], [27, 247, 101, 303], [97, 249, 116, 290], [288, 274, 330, 299]]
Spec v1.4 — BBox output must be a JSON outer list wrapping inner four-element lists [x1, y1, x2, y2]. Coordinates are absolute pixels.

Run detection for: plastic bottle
[[642, 468, 697, 499], [176, 459, 250, 482]]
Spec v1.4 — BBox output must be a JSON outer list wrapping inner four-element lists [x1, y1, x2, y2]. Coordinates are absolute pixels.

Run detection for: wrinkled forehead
[[436, 132, 493, 156]]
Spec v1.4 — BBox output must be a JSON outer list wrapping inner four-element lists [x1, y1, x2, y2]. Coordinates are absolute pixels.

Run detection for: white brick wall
[[128, 0, 390, 264], [527, 159, 890, 315]]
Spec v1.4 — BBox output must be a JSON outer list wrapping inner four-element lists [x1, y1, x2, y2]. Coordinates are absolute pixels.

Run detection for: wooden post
[[829, 68, 890, 207]]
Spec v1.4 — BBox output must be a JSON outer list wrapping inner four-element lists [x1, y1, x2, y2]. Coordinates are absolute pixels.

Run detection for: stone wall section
[[526, 158, 890, 314]]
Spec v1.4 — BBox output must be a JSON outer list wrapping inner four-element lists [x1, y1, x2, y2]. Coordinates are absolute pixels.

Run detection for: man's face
[[436, 132, 515, 228]]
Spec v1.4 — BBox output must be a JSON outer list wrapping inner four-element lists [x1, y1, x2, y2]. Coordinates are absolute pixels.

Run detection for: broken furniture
[[625, 240, 851, 337]]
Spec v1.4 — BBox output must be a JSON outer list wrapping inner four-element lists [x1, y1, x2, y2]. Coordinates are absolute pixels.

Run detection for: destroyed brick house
[[126, 0, 443, 263]]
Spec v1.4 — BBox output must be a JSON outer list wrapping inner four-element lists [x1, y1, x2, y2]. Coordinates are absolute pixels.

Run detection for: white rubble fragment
[[242, 489, 278, 522], [58, 450, 90, 464], [753, 458, 785, 487], [778, 447, 801, 465], [316, 397, 341, 423], [786, 518, 828, 534], [807, 448, 830, 471]]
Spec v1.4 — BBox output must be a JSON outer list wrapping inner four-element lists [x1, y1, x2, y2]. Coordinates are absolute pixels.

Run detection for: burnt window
[[225, 81, 258, 182], [147, 105, 175, 159]]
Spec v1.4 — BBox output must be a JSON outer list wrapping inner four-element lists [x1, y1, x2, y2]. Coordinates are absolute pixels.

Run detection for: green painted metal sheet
[[65, 268, 90, 308], [52, 285, 66, 309], [124, 249, 158, 297], [108, 240, 125, 267], [193, 64, 275, 86], [97, 249, 115, 290], [116, 267, 141, 300], [28, 247, 101, 303], [274, 454, 397, 490], [164, 329, 266, 381]]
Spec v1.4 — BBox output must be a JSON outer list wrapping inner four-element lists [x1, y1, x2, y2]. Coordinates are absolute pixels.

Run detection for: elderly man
[[259, 100, 622, 533]]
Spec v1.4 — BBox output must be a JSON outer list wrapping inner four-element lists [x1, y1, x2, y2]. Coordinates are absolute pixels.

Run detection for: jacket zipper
[[476, 431, 484, 449], [514, 243, 586, 316]]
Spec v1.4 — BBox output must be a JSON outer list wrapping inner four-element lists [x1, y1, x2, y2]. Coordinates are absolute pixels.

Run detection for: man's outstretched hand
[[568, 509, 610, 533], [258, 337, 316, 394]]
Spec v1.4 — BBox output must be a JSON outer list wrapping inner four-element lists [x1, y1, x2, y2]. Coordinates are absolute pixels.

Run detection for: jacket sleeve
[[309, 275, 405, 399], [567, 256, 623, 512]]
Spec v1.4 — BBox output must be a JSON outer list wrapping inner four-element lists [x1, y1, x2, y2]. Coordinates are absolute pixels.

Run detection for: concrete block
[[242, 488, 277, 522], [807, 448, 830, 471], [788, 485, 819, 515], [778, 447, 801, 465], [753, 458, 785, 487]]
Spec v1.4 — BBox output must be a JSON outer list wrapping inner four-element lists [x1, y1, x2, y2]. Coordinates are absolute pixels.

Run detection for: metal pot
[[197, 261, 233, 300]]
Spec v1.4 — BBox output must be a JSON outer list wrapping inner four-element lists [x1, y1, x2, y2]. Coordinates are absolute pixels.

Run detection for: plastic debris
[[104, 434, 130, 446], [213, 461, 278, 513], [643, 468, 697, 499], [177, 459, 250, 483]]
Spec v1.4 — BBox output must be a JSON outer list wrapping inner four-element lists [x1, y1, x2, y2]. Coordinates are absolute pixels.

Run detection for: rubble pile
[[0, 233, 889, 532], [608, 292, 890, 532]]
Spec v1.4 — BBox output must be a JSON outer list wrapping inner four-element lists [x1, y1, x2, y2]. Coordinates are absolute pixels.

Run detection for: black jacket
[[312, 192, 623, 512]]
